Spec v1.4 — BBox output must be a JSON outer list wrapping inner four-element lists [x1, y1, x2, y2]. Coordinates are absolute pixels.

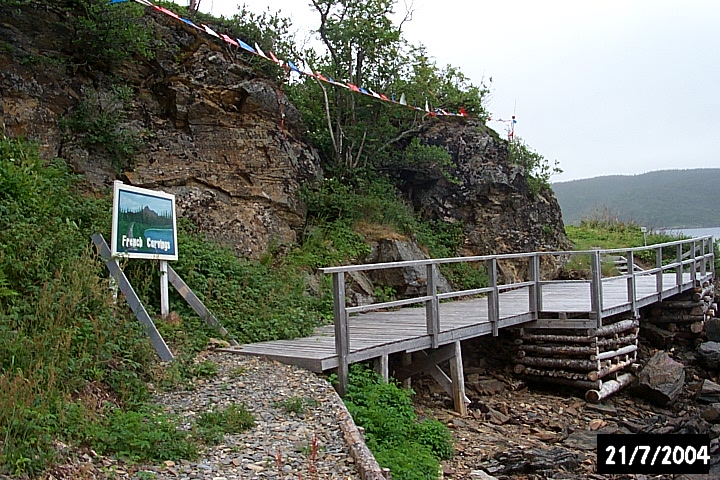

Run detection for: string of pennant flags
[[110, 0, 517, 128]]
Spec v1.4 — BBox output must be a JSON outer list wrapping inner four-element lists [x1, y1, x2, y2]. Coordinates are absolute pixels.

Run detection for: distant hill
[[552, 168, 720, 228]]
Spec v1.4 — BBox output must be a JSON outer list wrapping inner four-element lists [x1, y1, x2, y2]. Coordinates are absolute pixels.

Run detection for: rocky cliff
[[0, 3, 321, 258], [394, 119, 570, 257], [0, 2, 569, 264]]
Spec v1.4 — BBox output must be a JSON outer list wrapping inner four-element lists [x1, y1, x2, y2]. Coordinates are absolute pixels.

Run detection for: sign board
[[111, 181, 178, 261]]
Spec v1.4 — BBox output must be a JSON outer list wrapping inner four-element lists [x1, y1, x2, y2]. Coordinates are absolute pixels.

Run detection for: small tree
[[508, 137, 562, 195]]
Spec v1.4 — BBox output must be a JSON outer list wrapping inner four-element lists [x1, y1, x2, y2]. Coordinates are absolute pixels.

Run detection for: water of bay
[[667, 226, 720, 240]]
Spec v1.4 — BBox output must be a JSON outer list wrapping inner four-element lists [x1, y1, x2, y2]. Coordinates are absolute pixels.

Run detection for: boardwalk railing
[[320, 236, 715, 390]]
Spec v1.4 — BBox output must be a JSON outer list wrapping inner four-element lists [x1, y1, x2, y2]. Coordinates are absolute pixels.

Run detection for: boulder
[[705, 318, 720, 342], [635, 351, 685, 406], [363, 238, 452, 297], [698, 341, 720, 369]]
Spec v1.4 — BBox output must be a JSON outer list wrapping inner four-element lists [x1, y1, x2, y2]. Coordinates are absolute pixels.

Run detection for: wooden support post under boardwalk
[[394, 345, 470, 412], [373, 354, 389, 382], [333, 272, 350, 396], [449, 341, 468, 416], [91, 234, 174, 362]]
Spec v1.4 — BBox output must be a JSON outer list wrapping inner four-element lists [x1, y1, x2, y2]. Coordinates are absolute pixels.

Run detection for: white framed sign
[[111, 181, 178, 261]]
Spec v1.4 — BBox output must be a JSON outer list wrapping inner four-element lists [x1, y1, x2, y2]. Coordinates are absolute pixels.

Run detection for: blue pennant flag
[[236, 39, 256, 53]]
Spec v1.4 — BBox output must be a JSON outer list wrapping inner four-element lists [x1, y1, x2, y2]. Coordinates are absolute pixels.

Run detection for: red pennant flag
[[221, 34, 239, 47]]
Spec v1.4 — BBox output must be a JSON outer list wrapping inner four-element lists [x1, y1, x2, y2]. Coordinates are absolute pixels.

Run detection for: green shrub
[[194, 403, 255, 444], [343, 365, 453, 480], [0, 137, 155, 475], [61, 85, 140, 171], [91, 407, 196, 461]]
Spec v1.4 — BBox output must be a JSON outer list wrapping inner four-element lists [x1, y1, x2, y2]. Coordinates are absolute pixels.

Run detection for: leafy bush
[[91, 407, 197, 462], [70, 0, 156, 66], [61, 85, 140, 170], [0, 137, 156, 475], [508, 138, 562, 195], [343, 365, 453, 480], [194, 403, 255, 444]]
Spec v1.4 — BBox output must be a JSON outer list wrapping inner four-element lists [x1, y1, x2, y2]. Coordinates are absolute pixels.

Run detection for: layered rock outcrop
[[394, 119, 570, 257], [0, 4, 321, 257]]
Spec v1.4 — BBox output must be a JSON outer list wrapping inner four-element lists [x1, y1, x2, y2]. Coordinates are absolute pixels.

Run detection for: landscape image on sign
[[116, 190, 176, 256]]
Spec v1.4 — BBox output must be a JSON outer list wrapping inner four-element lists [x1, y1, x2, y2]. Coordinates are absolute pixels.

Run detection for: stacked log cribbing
[[514, 318, 639, 402], [642, 280, 717, 345]]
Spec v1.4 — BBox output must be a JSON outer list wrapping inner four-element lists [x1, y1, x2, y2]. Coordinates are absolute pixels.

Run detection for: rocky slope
[[1, 2, 568, 262], [1, 3, 321, 258]]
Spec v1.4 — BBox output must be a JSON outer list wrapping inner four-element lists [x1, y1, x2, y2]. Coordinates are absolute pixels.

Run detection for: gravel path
[[135, 352, 362, 480]]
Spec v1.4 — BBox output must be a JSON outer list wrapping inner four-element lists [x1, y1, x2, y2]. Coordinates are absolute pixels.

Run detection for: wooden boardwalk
[[226, 237, 715, 397]]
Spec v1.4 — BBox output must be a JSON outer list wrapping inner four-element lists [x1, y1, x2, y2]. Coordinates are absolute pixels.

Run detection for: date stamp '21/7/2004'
[[597, 434, 711, 474]]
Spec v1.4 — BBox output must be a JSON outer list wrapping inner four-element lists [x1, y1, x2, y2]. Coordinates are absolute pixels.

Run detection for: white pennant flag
[[254, 43, 269, 59], [203, 25, 221, 38], [399, 93, 407, 105]]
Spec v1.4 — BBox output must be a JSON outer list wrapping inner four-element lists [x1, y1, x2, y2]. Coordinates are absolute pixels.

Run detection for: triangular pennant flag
[[314, 72, 329, 82], [203, 25, 221, 38], [359, 87, 370, 95], [268, 51, 282, 65], [236, 39, 256, 53], [346, 82, 361, 92], [220, 34, 239, 47], [155, 6, 181, 20], [181, 18, 203, 30], [425, 100, 430, 112], [287, 60, 301, 73], [379, 93, 389, 101], [368, 89, 382, 99], [459, 107, 467, 117], [132, 0, 153, 5], [109, 0, 130, 4], [399, 93, 407, 105], [254, 43, 269, 59]]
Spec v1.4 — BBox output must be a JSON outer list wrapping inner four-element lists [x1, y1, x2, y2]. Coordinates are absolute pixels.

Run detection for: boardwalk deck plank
[[226, 270, 712, 372]]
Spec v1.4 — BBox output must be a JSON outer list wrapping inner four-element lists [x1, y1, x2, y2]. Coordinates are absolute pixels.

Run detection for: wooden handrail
[[324, 236, 715, 390]]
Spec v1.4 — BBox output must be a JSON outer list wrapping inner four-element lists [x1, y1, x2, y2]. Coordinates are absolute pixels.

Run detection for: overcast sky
[[190, 0, 719, 182]]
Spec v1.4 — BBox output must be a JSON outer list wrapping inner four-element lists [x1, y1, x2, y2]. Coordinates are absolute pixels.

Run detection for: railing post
[[590, 250, 603, 328], [691, 240, 697, 284], [655, 246, 663, 296], [332, 272, 349, 397], [701, 238, 708, 278], [487, 258, 499, 336], [626, 250, 637, 317], [528, 254, 542, 320], [425, 263, 440, 349], [676, 243, 683, 287]]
